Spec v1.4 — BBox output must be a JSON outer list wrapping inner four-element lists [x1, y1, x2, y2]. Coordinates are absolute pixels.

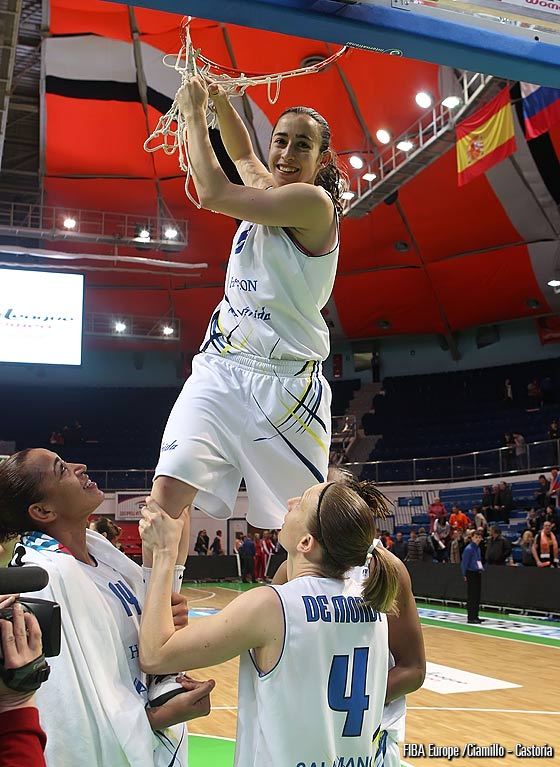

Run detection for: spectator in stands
[[380, 529, 393, 550], [525, 508, 540, 536], [503, 378, 514, 406], [416, 527, 435, 562], [541, 505, 558, 533], [513, 432, 527, 471], [428, 497, 447, 532], [517, 530, 536, 566], [449, 505, 470, 533], [194, 529, 209, 556], [461, 530, 484, 624], [485, 525, 512, 565], [253, 532, 266, 582], [527, 378, 542, 410], [535, 475, 550, 509], [210, 530, 224, 556], [473, 506, 487, 532], [269, 530, 279, 553], [239, 533, 256, 583], [449, 529, 463, 564], [503, 432, 516, 471], [494, 481, 513, 523], [548, 421, 559, 465], [548, 467, 560, 505], [391, 531, 407, 561], [481, 486, 495, 522], [532, 520, 559, 567], [432, 516, 451, 562], [48, 430, 64, 446], [405, 529, 422, 561], [92, 518, 124, 551]]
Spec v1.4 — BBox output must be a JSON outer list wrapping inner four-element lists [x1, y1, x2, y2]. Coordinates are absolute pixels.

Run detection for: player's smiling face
[[268, 113, 324, 187], [24, 448, 104, 525]]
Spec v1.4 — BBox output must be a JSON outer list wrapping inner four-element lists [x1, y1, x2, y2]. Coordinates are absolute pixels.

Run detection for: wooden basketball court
[[184, 583, 559, 767]]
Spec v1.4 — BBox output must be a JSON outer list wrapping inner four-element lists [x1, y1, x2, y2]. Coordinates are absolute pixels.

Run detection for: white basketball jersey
[[345, 567, 406, 739], [235, 576, 388, 767], [201, 208, 339, 361]]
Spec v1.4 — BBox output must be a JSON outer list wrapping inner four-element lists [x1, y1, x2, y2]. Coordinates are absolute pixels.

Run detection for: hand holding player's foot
[[147, 675, 215, 729], [139, 497, 185, 555]]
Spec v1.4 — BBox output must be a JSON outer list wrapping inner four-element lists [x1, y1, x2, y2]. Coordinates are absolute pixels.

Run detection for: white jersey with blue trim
[[201, 207, 339, 362], [235, 576, 388, 767], [345, 566, 406, 740]]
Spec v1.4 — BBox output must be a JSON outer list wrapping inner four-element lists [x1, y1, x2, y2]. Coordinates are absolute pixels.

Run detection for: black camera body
[[0, 598, 61, 658]]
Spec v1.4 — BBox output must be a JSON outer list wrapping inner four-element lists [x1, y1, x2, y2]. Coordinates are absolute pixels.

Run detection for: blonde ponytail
[[362, 545, 400, 615]]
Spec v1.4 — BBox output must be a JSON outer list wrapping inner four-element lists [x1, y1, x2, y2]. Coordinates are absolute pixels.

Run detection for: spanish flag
[[456, 88, 516, 186]]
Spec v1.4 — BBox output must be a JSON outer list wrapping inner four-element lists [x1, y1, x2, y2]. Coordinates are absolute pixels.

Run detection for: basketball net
[[144, 17, 347, 207]]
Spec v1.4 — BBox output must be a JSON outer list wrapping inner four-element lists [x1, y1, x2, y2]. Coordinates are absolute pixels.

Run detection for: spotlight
[[114, 321, 127, 333], [362, 172, 377, 182], [164, 226, 178, 240], [341, 191, 355, 201], [415, 91, 433, 109], [349, 155, 364, 170], [526, 298, 540, 309], [134, 225, 151, 242], [376, 129, 391, 145], [63, 217, 77, 230], [547, 279, 560, 287], [397, 139, 414, 152], [442, 95, 461, 109], [378, 319, 391, 329], [162, 325, 174, 336]]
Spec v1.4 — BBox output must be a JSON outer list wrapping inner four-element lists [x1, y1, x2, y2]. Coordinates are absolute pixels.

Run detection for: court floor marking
[[420, 618, 560, 648], [183, 587, 217, 605]]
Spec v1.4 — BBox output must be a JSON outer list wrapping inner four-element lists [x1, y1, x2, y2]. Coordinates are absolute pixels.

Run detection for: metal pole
[[526, 443, 531, 472], [499, 447, 503, 475], [413, 458, 416, 482], [473, 452, 477, 480]]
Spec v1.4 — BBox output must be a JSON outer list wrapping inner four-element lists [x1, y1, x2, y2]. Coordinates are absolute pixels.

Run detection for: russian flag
[[520, 82, 560, 140]]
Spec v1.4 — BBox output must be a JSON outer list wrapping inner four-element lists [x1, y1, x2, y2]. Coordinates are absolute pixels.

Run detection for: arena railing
[[85, 437, 559, 491], [341, 437, 560, 485]]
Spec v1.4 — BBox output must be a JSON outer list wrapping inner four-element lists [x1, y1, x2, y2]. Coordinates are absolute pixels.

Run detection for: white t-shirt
[[235, 576, 388, 767], [201, 208, 339, 362], [77, 556, 146, 701]]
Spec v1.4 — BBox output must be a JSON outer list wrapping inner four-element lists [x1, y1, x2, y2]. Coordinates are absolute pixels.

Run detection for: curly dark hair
[[0, 449, 44, 542], [276, 106, 348, 216]]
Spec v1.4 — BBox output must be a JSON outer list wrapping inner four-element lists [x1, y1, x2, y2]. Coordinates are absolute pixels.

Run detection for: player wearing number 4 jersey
[[140, 479, 401, 767]]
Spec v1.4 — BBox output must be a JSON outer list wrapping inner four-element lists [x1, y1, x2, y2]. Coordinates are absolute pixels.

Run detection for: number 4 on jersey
[[327, 647, 370, 737]]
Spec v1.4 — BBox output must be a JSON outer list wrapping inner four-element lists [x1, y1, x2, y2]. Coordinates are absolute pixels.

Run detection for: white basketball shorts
[[155, 351, 331, 528]]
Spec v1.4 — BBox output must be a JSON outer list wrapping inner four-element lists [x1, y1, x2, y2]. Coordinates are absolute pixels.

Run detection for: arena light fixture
[[341, 191, 355, 201], [376, 129, 391, 145], [162, 325, 174, 336], [442, 95, 461, 109], [397, 139, 414, 152], [362, 172, 377, 182], [63, 217, 77, 230], [547, 279, 560, 287], [349, 154, 364, 170], [415, 91, 432, 109], [134, 225, 151, 242], [114, 321, 127, 333], [164, 226, 178, 240]]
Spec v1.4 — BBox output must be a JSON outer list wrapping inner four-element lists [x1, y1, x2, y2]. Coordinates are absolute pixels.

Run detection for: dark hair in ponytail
[[309, 481, 400, 614], [275, 106, 348, 216], [0, 449, 44, 542]]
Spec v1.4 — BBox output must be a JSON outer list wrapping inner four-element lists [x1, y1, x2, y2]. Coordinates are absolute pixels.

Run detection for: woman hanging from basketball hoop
[[152, 73, 345, 531]]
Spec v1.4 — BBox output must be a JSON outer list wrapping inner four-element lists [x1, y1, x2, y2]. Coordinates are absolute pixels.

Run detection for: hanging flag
[[455, 88, 516, 186], [520, 82, 560, 140]]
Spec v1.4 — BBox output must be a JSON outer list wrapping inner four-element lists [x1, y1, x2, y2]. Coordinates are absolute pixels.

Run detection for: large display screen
[[0, 268, 84, 365]]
